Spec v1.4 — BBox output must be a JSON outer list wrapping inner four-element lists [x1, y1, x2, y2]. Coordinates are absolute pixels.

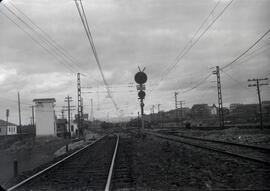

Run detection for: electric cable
[[221, 28, 270, 70], [74, 0, 120, 114]]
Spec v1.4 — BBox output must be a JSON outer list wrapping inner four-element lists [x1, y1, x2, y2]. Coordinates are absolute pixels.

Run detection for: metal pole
[[77, 73, 83, 137], [137, 111, 140, 129], [157, 104, 160, 126], [180, 101, 183, 127], [256, 79, 263, 129], [248, 77, 268, 129], [18, 92, 21, 133], [174, 92, 179, 124], [6, 109, 9, 128], [213, 66, 224, 128], [61, 110, 64, 119], [140, 99, 144, 130], [67, 96, 71, 137], [90, 98, 93, 121]]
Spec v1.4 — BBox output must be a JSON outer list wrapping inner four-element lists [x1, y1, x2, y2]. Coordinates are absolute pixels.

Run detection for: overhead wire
[[0, 6, 76, 73], [148, 0, 234, 97], [221, 28, 270, 70], [230, 41, 270, 67], [159, 0, 234, 83], [8, 1, 84, 73], [0, 10, 71, 73], [74, 0, 120, 113], [1, 3, 80, 73], [180, 73, 212, 94], [220, 70, 249, 90], [165, 0, 222, 74]]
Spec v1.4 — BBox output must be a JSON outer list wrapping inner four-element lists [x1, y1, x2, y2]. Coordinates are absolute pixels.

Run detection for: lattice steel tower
[[77, 73, 83, 136], [213, 66, 224, 128]]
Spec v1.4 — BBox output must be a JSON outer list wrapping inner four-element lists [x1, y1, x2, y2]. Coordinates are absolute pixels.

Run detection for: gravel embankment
[[174, 128, 270, 148], [129, 133, 270, 190]]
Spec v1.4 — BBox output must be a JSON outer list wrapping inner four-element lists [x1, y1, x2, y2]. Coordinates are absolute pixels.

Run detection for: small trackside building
[[33, 98, 56, 136], [0, 119, 17, 136]]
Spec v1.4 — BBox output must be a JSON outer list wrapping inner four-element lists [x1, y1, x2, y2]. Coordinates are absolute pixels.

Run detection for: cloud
[[0, 0, 270, 123]]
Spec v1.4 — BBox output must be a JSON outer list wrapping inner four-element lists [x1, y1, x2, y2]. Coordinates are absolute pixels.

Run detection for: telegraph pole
[[6, 109, 9, 127], [90, 98, 94, 121], [248, 77, 268, 129], [137, 111, 140, 129], [64, 95, 74, 138], [152, 105, 155, 124], [61, 109, 65, 119], [178, 101, 185, 127], [174, 92, 178, 110], [30, 105, 35, 125], [157, 104, 161, 127], [18, 92, 22, 133], [174, 92, 179, 124], [212, 66, 224, 128]]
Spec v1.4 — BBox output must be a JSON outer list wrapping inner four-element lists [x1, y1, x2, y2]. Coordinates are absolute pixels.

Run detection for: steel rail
[[7, 135, 106, 191], [147, 132, 270, 166], [166, 132, 270, 152], [105, 134, 119, 191]]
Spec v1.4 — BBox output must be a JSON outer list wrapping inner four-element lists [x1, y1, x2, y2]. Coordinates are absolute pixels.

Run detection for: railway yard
[[1, 127, 269, 191], [1, 0, 270, 190]]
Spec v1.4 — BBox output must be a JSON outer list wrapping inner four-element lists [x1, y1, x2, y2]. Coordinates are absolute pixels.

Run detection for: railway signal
[[135, 67, 147, 131], [135, 71, 147, 84]]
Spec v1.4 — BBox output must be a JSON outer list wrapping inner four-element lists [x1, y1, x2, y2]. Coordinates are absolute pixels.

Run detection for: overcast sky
[[0, 0, 270, 124]]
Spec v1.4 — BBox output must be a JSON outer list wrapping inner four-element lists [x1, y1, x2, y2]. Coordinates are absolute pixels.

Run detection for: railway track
[[111, 137, 135, 190], [7, 135, 119, 191], [146, 131, 270, 165]]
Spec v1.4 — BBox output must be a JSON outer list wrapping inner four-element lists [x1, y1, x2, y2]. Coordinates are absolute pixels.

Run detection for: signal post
[[135, 67, 147, 133]]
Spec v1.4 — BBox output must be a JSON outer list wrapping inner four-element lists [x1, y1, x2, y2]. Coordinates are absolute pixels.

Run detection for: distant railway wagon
[[0, 119, 17, 136]]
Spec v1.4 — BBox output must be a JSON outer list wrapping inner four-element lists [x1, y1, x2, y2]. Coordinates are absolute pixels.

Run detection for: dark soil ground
[[174, 127, 270, 148], [128, 132, 270, 190], [0, 136, 70, 189], [2, 129, 270, 190]]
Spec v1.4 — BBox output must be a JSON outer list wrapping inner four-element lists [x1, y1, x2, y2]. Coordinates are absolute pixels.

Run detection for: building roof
[[0, 119, 17, 126], [33, 98, 56, 103]]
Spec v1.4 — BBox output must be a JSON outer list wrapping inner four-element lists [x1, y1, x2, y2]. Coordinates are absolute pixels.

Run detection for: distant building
[[262, 101, 270, 119], [229, 103, 243, 112], [191, 104, 210, 117], [209, 104, 217, 115], [0, 119, 17, 136], [75, 114, 89, 121], [228, 103, 258, 123], [33, 98, 56, 136], [222, 107, 230, 115], [232, 104, 257, 114], [180, 107, 191, 118]]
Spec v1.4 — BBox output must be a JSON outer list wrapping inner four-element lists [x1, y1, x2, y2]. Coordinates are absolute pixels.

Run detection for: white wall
[[7, 125, 17, 135], [35, 101, 56, 135]]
